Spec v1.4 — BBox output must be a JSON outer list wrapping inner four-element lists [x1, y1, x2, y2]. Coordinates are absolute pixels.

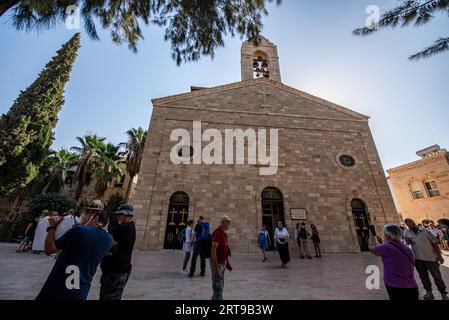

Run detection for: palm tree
[[120, 127, 148, 201], [92, 143, 125, 199], [71, 134, 106, 201], [45, 149, 79, 194]]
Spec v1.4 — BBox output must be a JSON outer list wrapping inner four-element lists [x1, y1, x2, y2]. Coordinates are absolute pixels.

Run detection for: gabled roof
[[152, 77, 369, 121]]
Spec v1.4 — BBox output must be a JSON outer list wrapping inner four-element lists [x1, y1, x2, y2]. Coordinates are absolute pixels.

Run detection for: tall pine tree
[[0, 33, 81, 196]]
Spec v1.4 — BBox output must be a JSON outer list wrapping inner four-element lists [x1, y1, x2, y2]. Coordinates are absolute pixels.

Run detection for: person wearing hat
[[210, 215, 233, 300], [36, 211, 112, 300], [99, 203, 136, 300], [79, 200, 104, 225]]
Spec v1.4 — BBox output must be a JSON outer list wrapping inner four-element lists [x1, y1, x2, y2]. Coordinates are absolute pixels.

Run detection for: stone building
[[133, 37, 398, 253], [387, 145, 449, 224]]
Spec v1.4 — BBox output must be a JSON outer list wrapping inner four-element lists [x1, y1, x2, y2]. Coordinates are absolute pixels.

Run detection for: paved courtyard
[[1, 243, 448, 300]]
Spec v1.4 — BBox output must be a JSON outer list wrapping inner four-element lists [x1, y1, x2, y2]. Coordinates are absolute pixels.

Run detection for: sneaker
[[300, 256, 305, 259], [188, 273, 194, 278], [423, 291, 435, 300], [442, 294, 449, 300], [179, 270, 188, 275], [307, 256, 313, 259]]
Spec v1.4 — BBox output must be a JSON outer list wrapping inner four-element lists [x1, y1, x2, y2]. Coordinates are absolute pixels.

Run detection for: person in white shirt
[[181, 219, 194, 275], [274, 221, 290, 268], [55, 209, 80, 240], [32, 211, 50, 253]]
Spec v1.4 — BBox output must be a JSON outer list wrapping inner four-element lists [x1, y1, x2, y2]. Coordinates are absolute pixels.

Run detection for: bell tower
[[241, 36, 281, 82]]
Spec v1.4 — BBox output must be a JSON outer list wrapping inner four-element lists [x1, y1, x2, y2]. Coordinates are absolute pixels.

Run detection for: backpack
[[196, 222, 210, 241], [201, 234, 212, 258], [299, 227, 308, 240], [178, 228, 186, 243]]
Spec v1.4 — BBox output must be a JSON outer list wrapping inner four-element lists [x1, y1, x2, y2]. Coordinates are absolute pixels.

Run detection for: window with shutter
[[409, 181, 425, 199], [424, 181, 440, 198]]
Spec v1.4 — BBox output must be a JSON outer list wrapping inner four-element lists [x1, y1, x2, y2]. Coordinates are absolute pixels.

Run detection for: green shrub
[[27, 193, 75, 217]]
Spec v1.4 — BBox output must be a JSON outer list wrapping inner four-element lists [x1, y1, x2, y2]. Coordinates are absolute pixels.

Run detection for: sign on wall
[[290, 208, 307, 220]]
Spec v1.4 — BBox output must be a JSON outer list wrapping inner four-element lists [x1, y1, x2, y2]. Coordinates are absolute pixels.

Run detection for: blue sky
[[0, 0, 448, 172]]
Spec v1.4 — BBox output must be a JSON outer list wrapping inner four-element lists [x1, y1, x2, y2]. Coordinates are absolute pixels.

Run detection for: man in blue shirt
[[36, 211, 112, 300], [189, 216, 211, 278]]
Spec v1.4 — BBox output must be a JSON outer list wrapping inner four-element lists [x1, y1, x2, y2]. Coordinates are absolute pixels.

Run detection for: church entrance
[[351, 198, 370, 252], [164, 191, 189, 250], [261, 187, 285, 250]]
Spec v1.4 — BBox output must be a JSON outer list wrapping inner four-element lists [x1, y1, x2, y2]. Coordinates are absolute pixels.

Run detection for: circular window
[[339, 155, 356, 167], [178, 146, 194, 158]]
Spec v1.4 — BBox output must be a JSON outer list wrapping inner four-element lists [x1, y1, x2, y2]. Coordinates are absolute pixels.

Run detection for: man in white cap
[[210, 215, 232, 300], [99, 203, 136, 300]]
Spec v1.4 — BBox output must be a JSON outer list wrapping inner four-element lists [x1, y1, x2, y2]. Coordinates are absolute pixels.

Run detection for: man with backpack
[[189, 216, 211, 278], [296, 222, 313, 259]]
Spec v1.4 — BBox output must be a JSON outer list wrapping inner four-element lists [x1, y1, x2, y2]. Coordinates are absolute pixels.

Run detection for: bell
[[263, 71, 270, 78], [262, 62, 268, 68], [256, 56, 263, 61], [253, 61, 259, 68]]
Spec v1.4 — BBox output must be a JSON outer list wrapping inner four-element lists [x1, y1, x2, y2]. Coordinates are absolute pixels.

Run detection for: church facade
[[133, 37, 399, 253]]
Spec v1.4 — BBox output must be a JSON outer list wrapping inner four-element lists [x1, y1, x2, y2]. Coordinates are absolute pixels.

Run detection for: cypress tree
[[0, 33, 81, 196]]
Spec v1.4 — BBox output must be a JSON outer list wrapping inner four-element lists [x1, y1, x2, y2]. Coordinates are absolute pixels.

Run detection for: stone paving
[[1, 243, 448, 300]]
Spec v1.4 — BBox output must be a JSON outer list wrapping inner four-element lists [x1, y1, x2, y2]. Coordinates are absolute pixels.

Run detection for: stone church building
[[133, 37, 399, 253]]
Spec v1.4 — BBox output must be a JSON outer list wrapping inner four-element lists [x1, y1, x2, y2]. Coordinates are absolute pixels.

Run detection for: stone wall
[[133, 79, 398, 253]]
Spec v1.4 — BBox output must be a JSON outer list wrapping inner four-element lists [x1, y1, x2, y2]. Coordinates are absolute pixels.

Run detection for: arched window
[[252, 51, 269, 79], [261, 187, 283, 200], [164, 191, 189, 250]]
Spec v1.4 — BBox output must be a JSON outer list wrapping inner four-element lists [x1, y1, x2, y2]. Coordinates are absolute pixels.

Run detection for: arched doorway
[[351, 198, 370, 252], [164, 191, 189, 250], [261, 187, 285, 250]]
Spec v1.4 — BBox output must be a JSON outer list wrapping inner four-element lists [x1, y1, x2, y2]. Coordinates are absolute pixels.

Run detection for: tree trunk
[[0, 0, 21, 17], [125, 174, 135, 203], [74, 180, 84, 202]]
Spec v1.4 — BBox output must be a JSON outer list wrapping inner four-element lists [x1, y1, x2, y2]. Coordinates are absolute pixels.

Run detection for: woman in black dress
[[310, 224, 321, 257]]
